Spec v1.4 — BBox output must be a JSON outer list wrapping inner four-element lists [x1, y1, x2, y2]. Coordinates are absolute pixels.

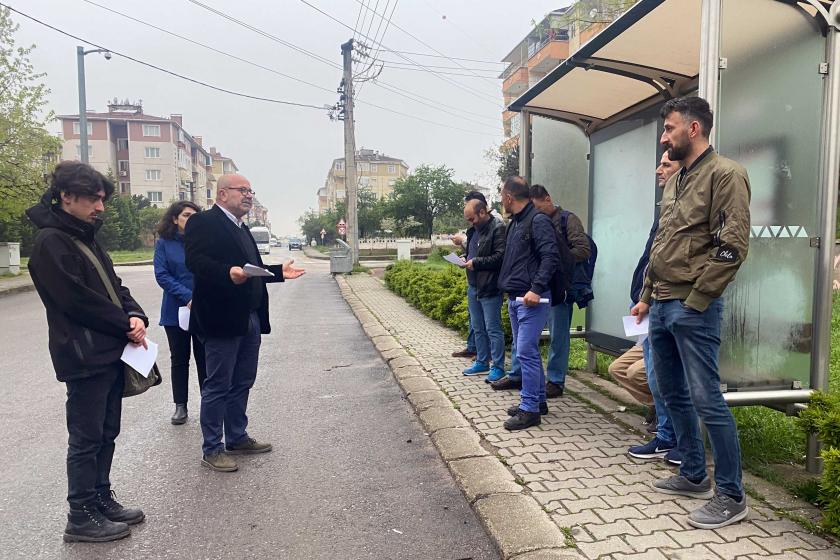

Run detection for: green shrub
[[385, 260, 512, 340], [798, 391, 840, 536]]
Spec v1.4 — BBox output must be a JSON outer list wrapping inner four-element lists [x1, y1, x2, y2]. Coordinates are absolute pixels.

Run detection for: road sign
[[337, 220, 346, 236]]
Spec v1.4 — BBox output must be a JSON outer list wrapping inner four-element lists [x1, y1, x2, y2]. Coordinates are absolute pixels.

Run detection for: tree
[[0, 7, 61, 240], [390, 165, 467, 239], [358, 187, 386, 238], [487, 143, 520, 184]]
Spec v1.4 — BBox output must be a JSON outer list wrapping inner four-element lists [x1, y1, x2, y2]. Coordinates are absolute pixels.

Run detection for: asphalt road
[[0, 247, 498, 560]]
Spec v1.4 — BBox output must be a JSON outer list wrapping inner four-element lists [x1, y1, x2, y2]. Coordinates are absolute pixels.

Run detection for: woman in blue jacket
[[154, 201, 206, 425]]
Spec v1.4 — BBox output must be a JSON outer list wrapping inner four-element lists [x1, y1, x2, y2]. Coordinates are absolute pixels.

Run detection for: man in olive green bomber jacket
[[631, 96, 750, 530]]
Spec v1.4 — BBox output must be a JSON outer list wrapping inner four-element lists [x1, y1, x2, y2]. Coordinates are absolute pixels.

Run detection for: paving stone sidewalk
[[342, 273, 840, 560]]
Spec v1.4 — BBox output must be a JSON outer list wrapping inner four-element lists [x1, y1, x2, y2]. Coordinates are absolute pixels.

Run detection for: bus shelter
[[508, 0, 840, 471]]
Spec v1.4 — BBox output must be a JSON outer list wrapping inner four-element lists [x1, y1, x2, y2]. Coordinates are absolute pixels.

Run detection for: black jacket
[[184, 205, 283, 338], [498, 202, 559, 298], [26, 196, 148, 382], [465, 215, 506, 298], [630, 219, 658, 305]]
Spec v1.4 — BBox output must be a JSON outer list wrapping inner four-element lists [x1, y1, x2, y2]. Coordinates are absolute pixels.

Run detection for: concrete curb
[[302, 246, 330, 260], [0, 281, 35, 298], [334, 274, 582, 560]]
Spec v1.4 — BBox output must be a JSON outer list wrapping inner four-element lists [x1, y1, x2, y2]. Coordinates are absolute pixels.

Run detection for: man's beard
[[667, 143, 689, 161]]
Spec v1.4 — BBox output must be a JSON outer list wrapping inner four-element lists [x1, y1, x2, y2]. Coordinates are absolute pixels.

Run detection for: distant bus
[[250, 226, 271, 255]]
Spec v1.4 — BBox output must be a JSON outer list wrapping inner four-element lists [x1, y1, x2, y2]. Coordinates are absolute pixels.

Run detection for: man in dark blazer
[[185, 173, 304, 472]]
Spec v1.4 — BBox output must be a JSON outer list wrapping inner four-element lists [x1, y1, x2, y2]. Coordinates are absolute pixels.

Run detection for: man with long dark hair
[[26, 161, 147, 542]]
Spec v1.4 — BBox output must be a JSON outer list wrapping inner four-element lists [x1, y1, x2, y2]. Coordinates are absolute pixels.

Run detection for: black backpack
[[559, 210, 597, 308], [512, 210, 575, 307]]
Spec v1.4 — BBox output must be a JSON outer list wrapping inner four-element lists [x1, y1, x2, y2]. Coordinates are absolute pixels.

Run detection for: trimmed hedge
[[799, 391, 840, 536], [384, 260, 512, 341]]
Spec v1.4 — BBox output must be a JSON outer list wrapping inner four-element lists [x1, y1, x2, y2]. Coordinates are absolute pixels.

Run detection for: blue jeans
[[508, 294, 551, 413], [546, 302, 573, 385], [642, 337, 675, 444], [508, 303, 569, 385], [200, 311, 262, 456], [467, 285, 505, 369], [650, 298, 742, 497], [466, 326, 476, 353]]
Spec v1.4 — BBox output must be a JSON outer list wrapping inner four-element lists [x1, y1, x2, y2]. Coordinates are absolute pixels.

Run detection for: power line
[[186, 0, 341, 70], [350, 0, 501, 91], [372, 81, 499, 130], [160, 0, 504, 128], [298, 0, 502, 107], [380, 66, 501, 79], [1, 3, 331, 110], [48, 1, 501, 135], [79, 0, 335, 95], [356, 97, 499, 138], [379, 60, 500, 72], [351, 0, 367, 42], [389, 51, 505, 65]]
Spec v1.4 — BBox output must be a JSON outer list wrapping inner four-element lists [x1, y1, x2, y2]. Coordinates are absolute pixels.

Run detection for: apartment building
[[58, 100, 214, 208], [318, 148, 409, 213], [500, 1, 635, 139]]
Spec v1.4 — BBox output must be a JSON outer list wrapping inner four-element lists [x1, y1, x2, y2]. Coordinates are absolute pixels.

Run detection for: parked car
[[288, 237, 303, 250]]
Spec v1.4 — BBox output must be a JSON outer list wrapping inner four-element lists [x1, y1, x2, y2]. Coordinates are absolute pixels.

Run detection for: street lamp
[[76, 46, 111, 164]]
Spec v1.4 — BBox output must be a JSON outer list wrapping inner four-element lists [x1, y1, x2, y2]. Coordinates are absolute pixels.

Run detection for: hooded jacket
[[26, 194, 148, 382]]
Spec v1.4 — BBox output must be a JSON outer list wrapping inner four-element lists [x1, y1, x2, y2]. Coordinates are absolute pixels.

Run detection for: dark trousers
[[65, 364, 124, 508], [164, 325, 207, 405], [200, 312, 261, 456]]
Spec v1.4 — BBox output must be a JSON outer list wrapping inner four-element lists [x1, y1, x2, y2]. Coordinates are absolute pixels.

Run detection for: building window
[[335, 161, 344, 171], [72, 121, 92, 135], [388, 179, 396, 187], [145, 169, 161, 181], [143, 124, 161, 137], [206, 188, 212, 199], [75, 144, 93, 158], [179, 191, 186, 201], [116, 138, 129, 151], [119, 182, 130, 194], [144, 146, 160, 158], [359, 162, 370, 173], [370, 163, 377, 172], [117, 160, 129, 177], [147, 191, 163, 203], [388, 164, 396, 174]]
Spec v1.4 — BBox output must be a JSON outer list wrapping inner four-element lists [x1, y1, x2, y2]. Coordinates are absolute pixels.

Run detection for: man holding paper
[[497, 176, 559, 431], [185, 174, 304, 473], [27, 162, 147, 542]]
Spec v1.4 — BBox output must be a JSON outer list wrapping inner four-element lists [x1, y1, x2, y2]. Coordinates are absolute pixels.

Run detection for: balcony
[[527, 38, 569, 75], [502, 66, 529, 97]]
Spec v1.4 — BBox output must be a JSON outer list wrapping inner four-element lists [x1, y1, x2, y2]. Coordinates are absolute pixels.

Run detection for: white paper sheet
[[622, 315, 649, 337], [120, 339, 159, 378], [178, 306, 190, 331], [443, 252, 466, 268], [514, 297, 550, 304], [243, 263, 274, 277]]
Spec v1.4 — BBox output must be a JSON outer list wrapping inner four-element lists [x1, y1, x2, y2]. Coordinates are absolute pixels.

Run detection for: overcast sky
[[13, 0, 566, 235]]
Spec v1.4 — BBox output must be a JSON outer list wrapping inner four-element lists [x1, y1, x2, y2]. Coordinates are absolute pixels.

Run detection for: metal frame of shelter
[[508, 0, 840, 472]]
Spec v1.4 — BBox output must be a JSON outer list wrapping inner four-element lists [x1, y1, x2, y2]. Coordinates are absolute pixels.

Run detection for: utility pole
[[341, 39, 359, 264], [76, 46, 89, 164]]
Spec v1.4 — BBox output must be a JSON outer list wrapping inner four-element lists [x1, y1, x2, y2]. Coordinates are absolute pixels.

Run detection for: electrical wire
[[23, 1, 500, 135], [349, 0, 501, 90], [187, 0, 341, 70], [298, 0, 501, 107], [79, 0, 335, 95], [1, 3, 330, 110], [387, 51, 505, 65]]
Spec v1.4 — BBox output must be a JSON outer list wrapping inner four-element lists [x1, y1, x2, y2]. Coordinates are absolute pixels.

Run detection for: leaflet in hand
[[515, 297, 550, 304], [121, 339, 158, 378], [622, 315, 649, 337], [444, 252, 467, 268], [178, 306, 190, 331], [243, 263, 274, 277]]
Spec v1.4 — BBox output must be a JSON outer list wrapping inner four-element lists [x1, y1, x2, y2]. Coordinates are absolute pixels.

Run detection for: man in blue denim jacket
[[497, 176, 559, 431]]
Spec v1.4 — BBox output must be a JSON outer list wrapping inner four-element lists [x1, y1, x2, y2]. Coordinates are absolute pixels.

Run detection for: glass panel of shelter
[[716, 0, 825, 390]]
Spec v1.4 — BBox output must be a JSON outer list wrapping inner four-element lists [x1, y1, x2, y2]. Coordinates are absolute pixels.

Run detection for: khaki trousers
[[608, 345, 653, 406]]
